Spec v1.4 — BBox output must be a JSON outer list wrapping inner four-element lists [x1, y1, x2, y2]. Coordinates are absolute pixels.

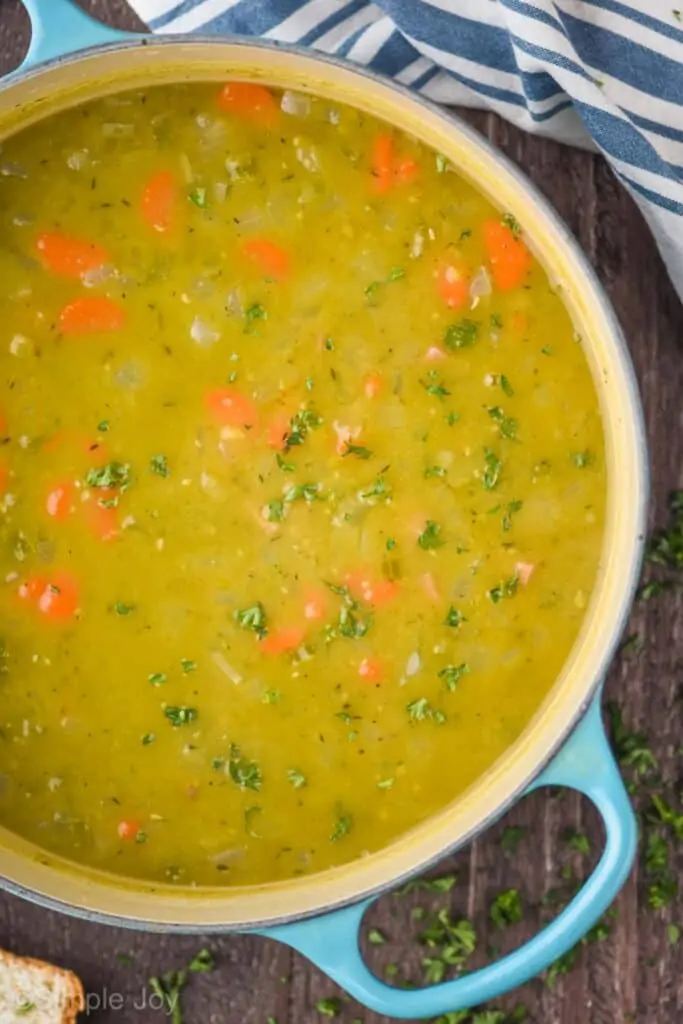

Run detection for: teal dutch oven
[[0, 1, 648, 1018]]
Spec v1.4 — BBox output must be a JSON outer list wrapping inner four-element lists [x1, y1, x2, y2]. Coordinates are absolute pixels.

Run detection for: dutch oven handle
[[258, 697, 637, 1019], [17, 0, 139, 73]]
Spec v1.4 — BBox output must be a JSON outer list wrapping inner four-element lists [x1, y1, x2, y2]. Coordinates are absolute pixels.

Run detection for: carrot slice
[[437, 262, 469, 310], [46, 481, 75, 521], [395, 157, 418, 184], [141, 170, 177, 233], [86, 503, 119, 543], [260, 626, 306, 655], [217, 82, 278, 125], [23, 573, 80, 622], [363, 372, 383, 399], [117, 819, 141, 841], [483, 220, 532, 291], [358, 656, 384, 683], [205, 387, 258, 429], [345, 572, 399, 608], [59, 296, 126, 335], [241, 238, 291, 281], [372, 134, 394, 195], [36, 232, 109, 279]]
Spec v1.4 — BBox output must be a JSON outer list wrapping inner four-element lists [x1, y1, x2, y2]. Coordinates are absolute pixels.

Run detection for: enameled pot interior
[[0, 39, 647, 930]]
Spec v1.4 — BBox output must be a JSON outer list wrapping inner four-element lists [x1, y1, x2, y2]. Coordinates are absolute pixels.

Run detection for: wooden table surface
[[1, 2, 683, 1021]]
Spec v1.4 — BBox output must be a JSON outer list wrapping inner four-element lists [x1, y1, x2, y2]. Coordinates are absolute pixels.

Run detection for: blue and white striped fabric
[[128, 0, 683, 299]]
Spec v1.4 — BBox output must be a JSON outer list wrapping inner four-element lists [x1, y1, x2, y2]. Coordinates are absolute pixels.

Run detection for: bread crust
[[0, 947, 85, 1023]]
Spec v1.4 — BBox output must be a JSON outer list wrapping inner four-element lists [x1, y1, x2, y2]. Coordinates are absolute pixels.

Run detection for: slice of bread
[[0, 948, 84, 1023]]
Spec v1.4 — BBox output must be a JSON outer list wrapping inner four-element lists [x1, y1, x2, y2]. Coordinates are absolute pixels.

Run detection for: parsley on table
[[164, 706, 197, 726], [444, 318, 478, 350], [482, 448, 502, 490], [228, 744, 262, 791], [150, 453, 170, 477], [149, 949, 214, 1024], [500, 825, 527, 854], [367, 927, 387, 945], [315, 998, 343, 1018], [438, 663, 469, 691], [397, 873, 456, 894], [235, 602, 268, 639], [647, 490, 683, 569], [490, 888, 522, 928], [563, 828, 590, 855], [418, 520, 444, 550], [606, 702, 658, 779], [85, 461, 131, 490]]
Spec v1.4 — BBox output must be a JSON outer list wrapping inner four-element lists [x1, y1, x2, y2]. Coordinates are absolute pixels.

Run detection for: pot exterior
[[0, 33, 648, 932]]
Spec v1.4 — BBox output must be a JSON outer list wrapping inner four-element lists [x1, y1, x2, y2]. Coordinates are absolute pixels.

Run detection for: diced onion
[[190, 316, 220, 347], [66, 150, 89, 171], [469, 266, 492, 301], [0, 162, 27, 178], [211, 650, 243, 684], [405, 651, 422, 677], [281, 90, 311, 117]]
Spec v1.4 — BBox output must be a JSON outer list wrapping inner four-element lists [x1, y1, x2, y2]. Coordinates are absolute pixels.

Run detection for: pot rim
[[0, 35, 649, 931]]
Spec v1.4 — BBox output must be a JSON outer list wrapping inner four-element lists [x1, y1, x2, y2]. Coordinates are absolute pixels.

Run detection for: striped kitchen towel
[[129, 0, 683, 300]]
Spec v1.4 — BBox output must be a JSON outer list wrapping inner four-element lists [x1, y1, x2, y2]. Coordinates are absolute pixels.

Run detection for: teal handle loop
[[259, 698, 637, 1020], [19, 0, 137, 73]]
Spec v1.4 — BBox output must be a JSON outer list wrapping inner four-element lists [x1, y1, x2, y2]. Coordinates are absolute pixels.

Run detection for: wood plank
[[1, 2, 682, 1022]]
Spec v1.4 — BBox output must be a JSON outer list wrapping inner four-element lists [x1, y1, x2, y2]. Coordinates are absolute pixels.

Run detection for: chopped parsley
[[482, 448, 502, 490], [490, 888, 522, 929], [97, 419, 110, 432], [488, 406, 518, 440], [342, 443, 372, 460], [500, 825, 527, 854], [425, 465, 447, 479], [571, 449, 593, 468], [324, 583, 373, 641], [164, 705, 197, 726], [444, 606, 466, 628], [499, 374, 514, 397], [418, 520, 444, 550], [502, 500, 523, 532], [287, 768, 307, 789], [113, 602, 135, 616], [283, 482, 322, 504], [282, 407, 323, 452], [148, 672, 167, 686], [324, 337, 335, 351], [502, 212, 522, 238], [488, 574, 519, 603], [386, 537, 397, 551], [188, 186, 207, 208], [435, 153, 448, 173], [360, 473, 391, 502], [315, 998, 343, 1018], [438, 663, 469, 691], [444, 318, 478, 350], [180, 659, 197, 674], [142, 733, 156, 745], [490, 312, 503, 330], [244, 303, 267, 332], [446, 411, 460, 426], [330, 810, 353, 841], [235, 602, 268, 639], [365, 266, 405, 301], [85, 461, 131, 490], [265, 498, 285, 522], [407, 697, 446, 724], [421, 369, 451, 399], [228, 744, 262, 791], [150, 453, 170, 477], [276, 452, 295, 472]]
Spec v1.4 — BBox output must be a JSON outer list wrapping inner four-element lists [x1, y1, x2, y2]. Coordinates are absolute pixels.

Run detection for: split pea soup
[[0, 82, 605, 887]]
